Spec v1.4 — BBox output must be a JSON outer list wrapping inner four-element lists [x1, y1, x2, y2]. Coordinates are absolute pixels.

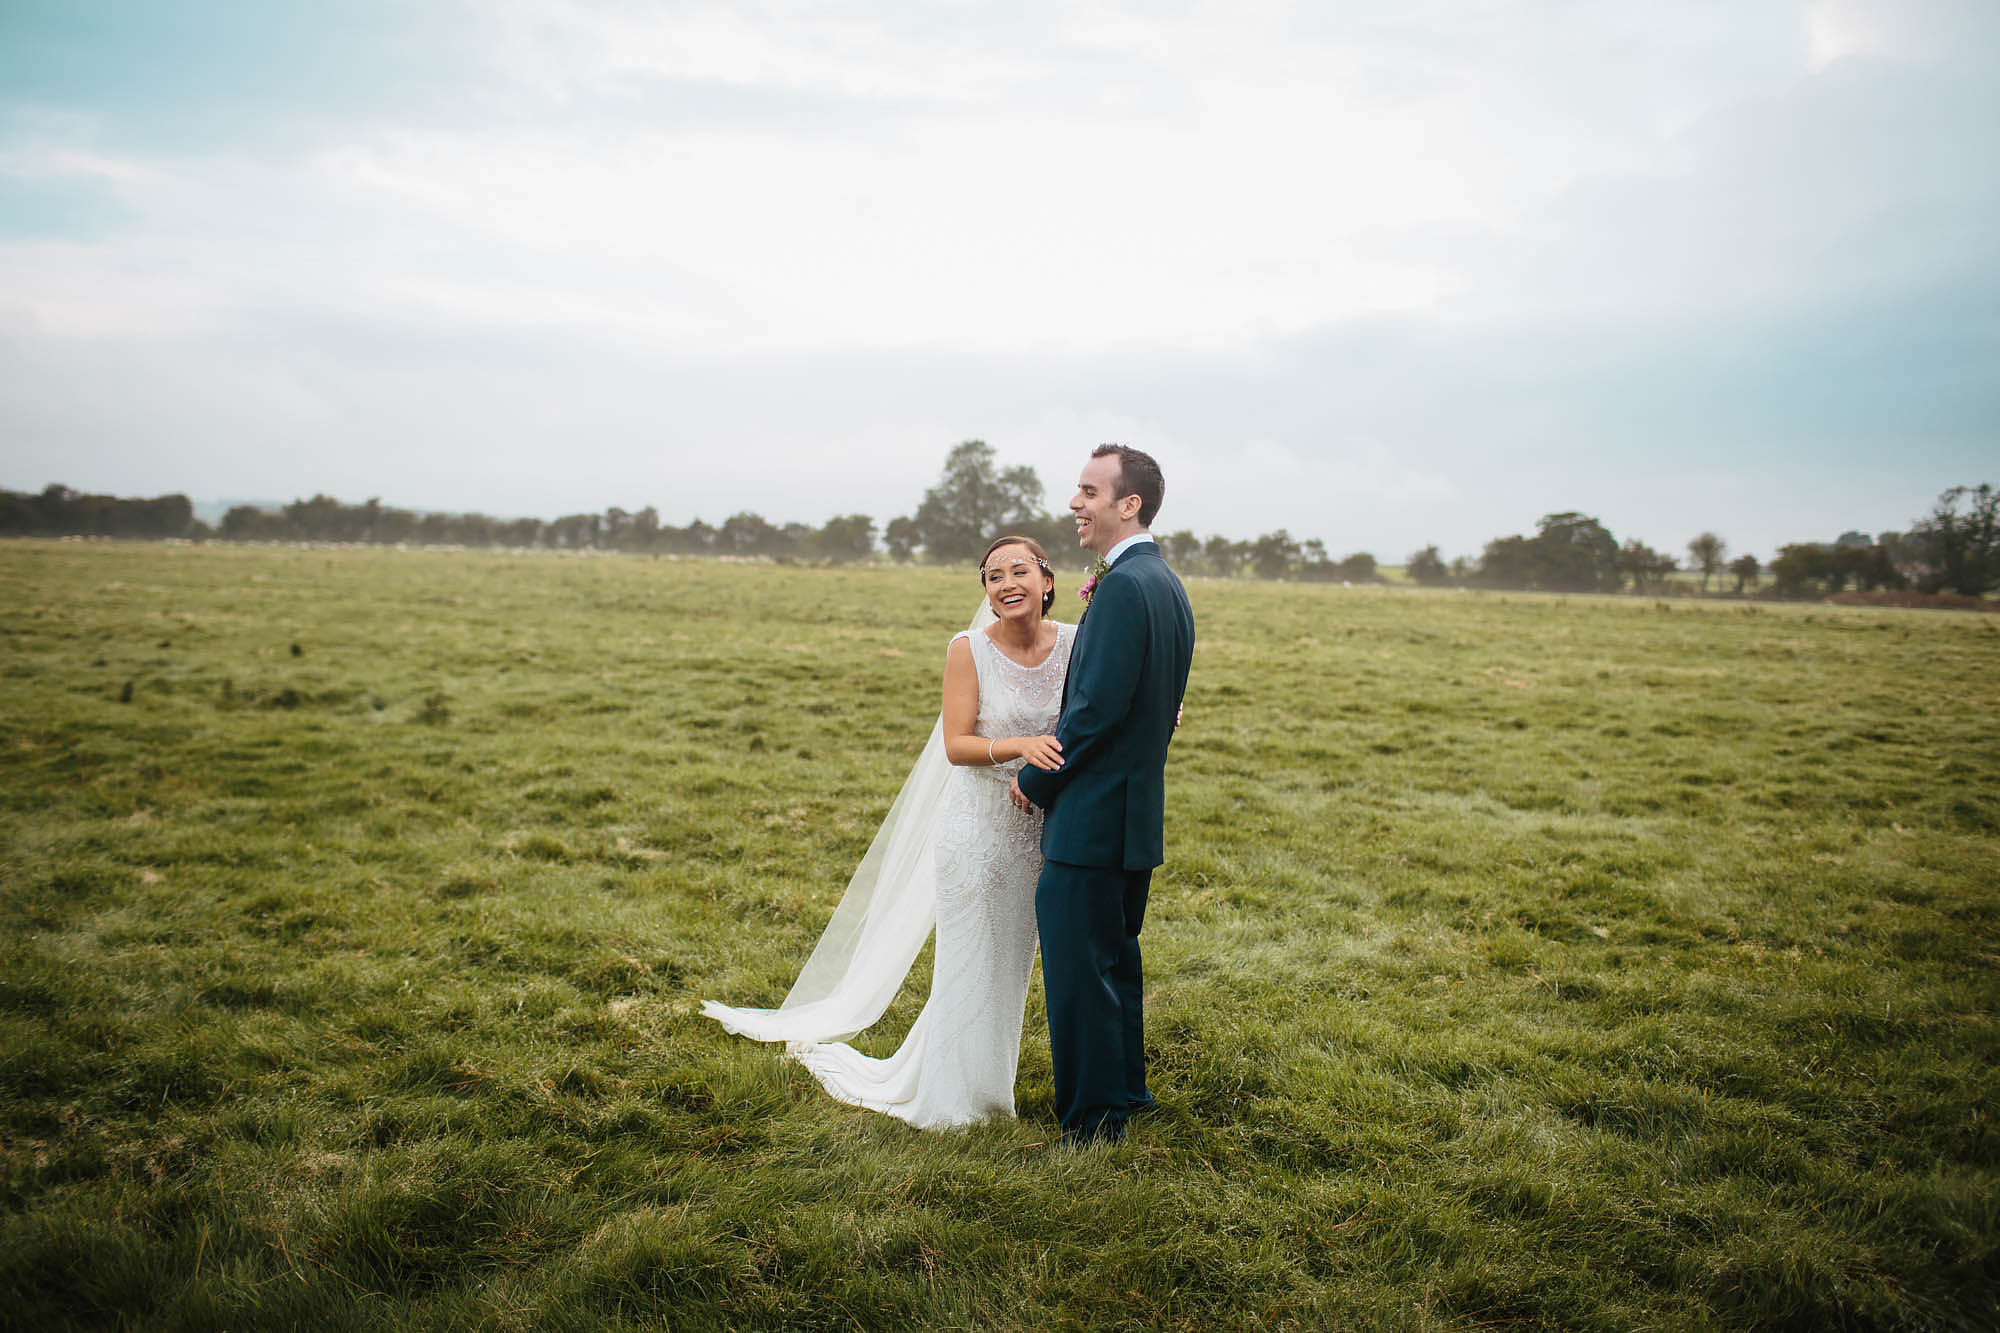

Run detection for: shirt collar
[[1105, 533, 1156, 566]]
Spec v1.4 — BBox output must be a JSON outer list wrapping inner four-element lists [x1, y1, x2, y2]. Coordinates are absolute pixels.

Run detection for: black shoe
[[1127, 1096, 1160, 1120], [1058, 1120, 1127, 1149]]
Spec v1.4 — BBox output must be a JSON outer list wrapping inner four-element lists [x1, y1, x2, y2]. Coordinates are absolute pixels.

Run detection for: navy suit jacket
[[1018, 542, 1194, 870]]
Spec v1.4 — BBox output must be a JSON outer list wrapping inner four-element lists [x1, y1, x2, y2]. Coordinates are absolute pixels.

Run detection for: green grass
[[2, 541, 1996, 1330]]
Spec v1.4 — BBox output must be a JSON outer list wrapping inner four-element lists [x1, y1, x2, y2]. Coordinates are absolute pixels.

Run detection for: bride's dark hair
[[978, 535, 1057, 615]]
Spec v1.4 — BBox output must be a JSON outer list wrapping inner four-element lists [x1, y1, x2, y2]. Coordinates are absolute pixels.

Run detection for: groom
[[1012, 445, 1195, 1145]]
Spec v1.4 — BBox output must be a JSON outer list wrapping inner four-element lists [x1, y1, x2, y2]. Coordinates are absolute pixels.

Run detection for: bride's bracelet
[[988, 737, 999, 766]]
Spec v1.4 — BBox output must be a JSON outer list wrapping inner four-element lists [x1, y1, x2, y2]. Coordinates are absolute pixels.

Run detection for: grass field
[[2, 540, 1996, 1330]]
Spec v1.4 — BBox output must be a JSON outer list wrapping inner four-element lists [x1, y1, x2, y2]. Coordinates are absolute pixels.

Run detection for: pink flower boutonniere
[[1077, 556, 1112, 619]]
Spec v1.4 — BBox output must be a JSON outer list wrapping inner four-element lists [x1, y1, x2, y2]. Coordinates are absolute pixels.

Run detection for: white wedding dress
[[703, 620, 1074, 1129]]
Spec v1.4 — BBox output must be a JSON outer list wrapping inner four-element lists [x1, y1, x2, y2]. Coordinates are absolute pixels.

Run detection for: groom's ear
[[1117, 492, 1143, 521]]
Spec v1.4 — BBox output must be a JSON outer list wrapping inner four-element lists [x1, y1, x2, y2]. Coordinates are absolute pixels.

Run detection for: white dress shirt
[[1105, 533, 1156, 566]]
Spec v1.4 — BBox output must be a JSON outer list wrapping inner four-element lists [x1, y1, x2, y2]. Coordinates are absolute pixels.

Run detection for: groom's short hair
[[1091, 444, 1164, 527]]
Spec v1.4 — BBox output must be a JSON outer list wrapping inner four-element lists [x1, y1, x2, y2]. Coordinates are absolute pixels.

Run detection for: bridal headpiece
[[978, 535, 1057, 615]]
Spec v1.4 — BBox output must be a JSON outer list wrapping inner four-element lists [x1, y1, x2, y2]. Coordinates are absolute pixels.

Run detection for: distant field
[[3, 541, 1996, 1329]]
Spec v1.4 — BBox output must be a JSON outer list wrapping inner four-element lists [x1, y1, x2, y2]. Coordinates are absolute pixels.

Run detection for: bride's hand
[[1015, 735, 1064, 771]]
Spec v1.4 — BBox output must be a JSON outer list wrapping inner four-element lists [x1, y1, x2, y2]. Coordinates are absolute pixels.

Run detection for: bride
[[702, 536, 1074, 1128]]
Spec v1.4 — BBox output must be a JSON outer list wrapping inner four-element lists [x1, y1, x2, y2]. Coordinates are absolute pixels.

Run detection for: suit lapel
[[1063, 565, 1111, 709], [1061, 612, 1087, 708], [1061, 543, 1155, 711]]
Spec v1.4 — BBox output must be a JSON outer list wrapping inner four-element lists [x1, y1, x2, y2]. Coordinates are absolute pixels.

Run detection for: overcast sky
[[2, 0, 1993, 560]]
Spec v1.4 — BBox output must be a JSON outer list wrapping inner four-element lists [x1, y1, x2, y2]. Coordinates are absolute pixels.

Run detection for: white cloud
[[0, 241, 227, 337], [272, 0, 1816, 350], [490, 0, 1044, 104], [1, 0, 1991, 563], [0, 143, 161, 186]]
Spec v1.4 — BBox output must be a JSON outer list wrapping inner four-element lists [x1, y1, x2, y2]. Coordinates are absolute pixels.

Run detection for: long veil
[[700, 599, 998, 1046]]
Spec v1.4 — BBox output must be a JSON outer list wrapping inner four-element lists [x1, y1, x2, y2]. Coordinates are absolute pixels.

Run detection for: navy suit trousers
[[1036, 858, 1153, 1139]]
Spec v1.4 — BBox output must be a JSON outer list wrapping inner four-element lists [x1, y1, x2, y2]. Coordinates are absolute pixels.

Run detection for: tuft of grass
[[0, 541, 1995, 1329]]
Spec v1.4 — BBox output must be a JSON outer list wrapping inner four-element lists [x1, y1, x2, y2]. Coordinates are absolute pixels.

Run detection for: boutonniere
[[1077, 556, 1112, 619]]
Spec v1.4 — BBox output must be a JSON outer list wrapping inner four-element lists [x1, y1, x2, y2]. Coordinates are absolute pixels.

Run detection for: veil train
[[700, 600, 998, 1047]]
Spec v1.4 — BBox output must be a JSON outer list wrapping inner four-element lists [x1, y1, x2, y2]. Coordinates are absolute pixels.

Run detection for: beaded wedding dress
[[703, 619, 1074, 1129]]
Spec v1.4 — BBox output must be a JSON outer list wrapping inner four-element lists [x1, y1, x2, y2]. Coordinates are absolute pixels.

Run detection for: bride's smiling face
[[981, 544, 1052, 624]]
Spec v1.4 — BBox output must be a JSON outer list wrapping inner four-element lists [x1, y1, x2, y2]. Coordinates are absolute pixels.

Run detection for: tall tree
[[1530, 512, 1621, 592], [716, 511, 785, 557], [497, 516, 541, 547], [1905, 483, 1998, 596], [1334, 551, 1379, 583], [1405, 544, 1449, 586], [283, 494, 345, 541], [549, 512, 602, 549], [1477, 534, 1535, 588], [375, 506, 419, 545], [882, 516, 919, 563], [907, 440, 1051, 564], [1833, 543, 1906, 592], [1769, 543, 1832, 597], [1159, 529, 1201, 568], [661, 518, 715, 555], [1727, 553, 1760, 594], [1297, 537, 1336, 582], [1203, 534, 1245, 577], [1617, 539, 1677, 593], [1686, 532, 1726, 592], [816, 513, 876, 563], [1250, 530, 1300, 580], [632, 506, 660, 552], [220, 504, 281, 541]]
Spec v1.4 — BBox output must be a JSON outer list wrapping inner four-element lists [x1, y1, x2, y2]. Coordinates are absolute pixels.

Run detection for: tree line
[[5, 450, 1993, 599], [0, 484, 883, 563], [1396, 484, 1996, 599]]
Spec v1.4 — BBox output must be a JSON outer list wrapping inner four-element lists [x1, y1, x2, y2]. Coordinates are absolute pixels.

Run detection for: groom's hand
[[1009, 776, 1035, 813]]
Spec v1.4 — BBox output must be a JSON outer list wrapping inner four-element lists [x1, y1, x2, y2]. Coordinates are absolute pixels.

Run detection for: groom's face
[[1070, 454, 1133, 555]]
